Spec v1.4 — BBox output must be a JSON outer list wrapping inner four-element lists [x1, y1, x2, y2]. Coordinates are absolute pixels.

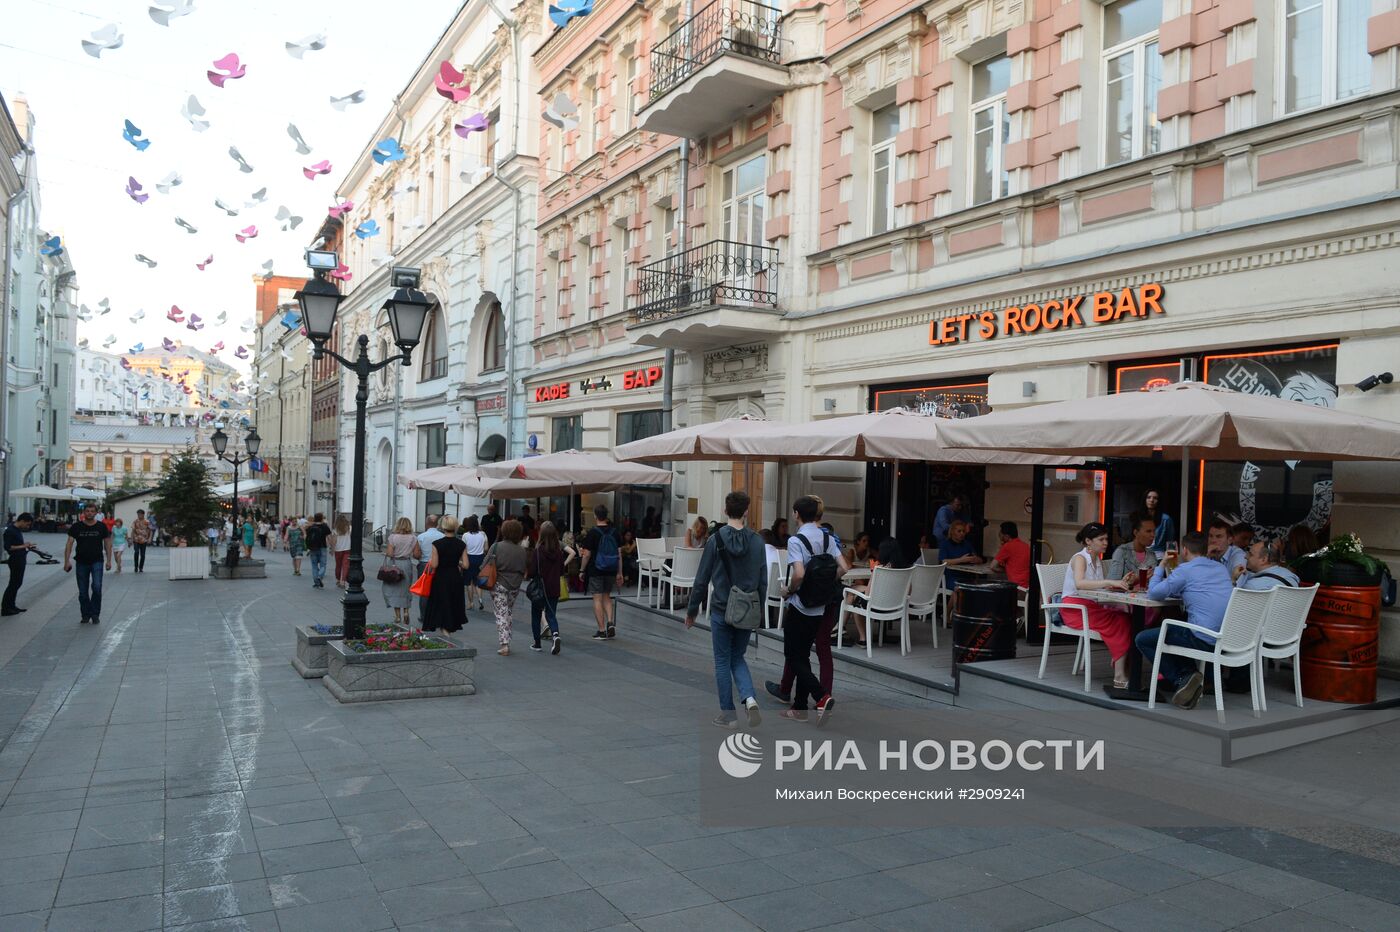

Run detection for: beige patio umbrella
[[938, 380, 1400, 536], [7, 485, 67, 500], [475, 449, 674, 486], [612, 415, 784, 463], [727, 409, 1079, 534]]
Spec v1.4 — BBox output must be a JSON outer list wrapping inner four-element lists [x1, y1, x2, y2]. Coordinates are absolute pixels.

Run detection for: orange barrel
[[1300, 585, 1380, 704]]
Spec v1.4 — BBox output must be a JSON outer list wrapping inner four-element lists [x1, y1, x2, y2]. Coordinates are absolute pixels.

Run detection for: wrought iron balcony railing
[[633, 239, 779, 323], [647, 0, 783, 103]]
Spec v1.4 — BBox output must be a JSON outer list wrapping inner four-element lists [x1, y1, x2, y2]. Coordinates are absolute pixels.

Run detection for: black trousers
[[132, 543, 147, 572], [783, 611, 828, 709], [3, 559, 24, 611]]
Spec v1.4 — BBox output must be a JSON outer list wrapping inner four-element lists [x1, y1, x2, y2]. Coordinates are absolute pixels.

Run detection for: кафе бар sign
[[928, 283, 1165, 346], [532, 365, 663, 403]]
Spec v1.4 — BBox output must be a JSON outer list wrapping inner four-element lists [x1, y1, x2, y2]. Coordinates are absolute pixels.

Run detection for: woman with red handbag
[[421, 515, 467, 636], [380, 517, 421, 625]]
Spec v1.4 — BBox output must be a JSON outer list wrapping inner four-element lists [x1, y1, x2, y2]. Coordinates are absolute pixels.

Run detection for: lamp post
[[296, 251, 433, 640], [211, 425, 261, 565]]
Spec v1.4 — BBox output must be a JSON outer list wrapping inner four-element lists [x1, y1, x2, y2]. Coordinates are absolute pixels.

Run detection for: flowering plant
[[312, 623, 398, 636], [349, 629, 450, 652], [1293, 533, 1387, 584]]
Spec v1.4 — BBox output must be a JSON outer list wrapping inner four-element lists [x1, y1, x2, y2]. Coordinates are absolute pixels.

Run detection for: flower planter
[[322, 636, 476, 703], [292, 623, 404, 678], [169, 547, 210, 580]]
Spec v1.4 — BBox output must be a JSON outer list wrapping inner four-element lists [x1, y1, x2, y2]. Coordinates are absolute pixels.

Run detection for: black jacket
[[688, 523, 767, 617]]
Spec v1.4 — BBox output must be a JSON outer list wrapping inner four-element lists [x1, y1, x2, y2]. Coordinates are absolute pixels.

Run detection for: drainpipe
[[485, 0, 524, 461]]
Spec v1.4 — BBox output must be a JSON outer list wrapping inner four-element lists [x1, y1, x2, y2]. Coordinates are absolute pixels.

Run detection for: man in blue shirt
[[938, 520, 982, 591], [931, 493, 969, 547], [1207, 519, 1247, 580], [1137, 531, 1235, 709], [1235, 540, 1300, 591]]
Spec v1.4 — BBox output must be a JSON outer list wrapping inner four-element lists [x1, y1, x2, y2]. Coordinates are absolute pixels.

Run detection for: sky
[[1, 0, 463, 374]]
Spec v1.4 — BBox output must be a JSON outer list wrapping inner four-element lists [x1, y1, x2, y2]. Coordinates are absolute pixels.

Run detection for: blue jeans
[[309, 549, 327, 582], [1136, 624, 1215, 688], [75, 561, 104, 620], [530, 594, 559, 642], [710, 608, 755, 713]]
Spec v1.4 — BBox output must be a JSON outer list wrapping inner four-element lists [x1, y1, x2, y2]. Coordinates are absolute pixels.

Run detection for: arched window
[[419, 306, 447, 381], [482, 302, 505, 373]]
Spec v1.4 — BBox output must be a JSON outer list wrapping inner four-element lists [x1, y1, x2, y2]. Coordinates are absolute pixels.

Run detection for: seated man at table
[[1217, 539, 1302, 692], [938, 520, 982, 589], [1207, 518, 1247, 580], [989, 521, 1030, 588], [1136, 531, 1234, 709], [1108, 512, 1160, 582]]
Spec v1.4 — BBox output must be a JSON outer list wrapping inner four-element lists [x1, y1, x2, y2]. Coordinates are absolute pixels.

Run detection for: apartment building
[[252, 274, 312, 516], [309, 219, 343, 517], [332, 0, 542, 531]]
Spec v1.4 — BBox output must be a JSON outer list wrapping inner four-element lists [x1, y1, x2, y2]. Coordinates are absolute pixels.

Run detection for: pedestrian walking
[[331, 515, 352, 588], [287, 520, 306, 576], [305, 513, 331, 587], [525, 521, 572, 654], [480, 503, 502, 547], [483, 519, 527, 655], [64, 504, 112, 625], [130, 509, 150, 573], [415, 515, 444, 626], [241, 515, 256, 560], [3, 513, 36, 616], [579, 504, 624, 640], [381, 517, 420, 625], [461, 515, 488, 610], [111, 519, 128, 573], [685, 491, 766, 729], [422, 515, 466, 637], [777, 496, 846, 725]]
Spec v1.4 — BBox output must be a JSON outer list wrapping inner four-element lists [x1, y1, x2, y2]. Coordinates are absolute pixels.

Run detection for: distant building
[[308, 218, 342, 515], [73, 347, 190, 423], [123, 343, 243, 414], [1, 93, 78, 501], [251, 275, 311, 516], [66, 423, 232, 492]]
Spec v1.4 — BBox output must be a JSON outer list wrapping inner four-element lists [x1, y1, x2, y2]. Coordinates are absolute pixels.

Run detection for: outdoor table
[[946, 563, 1005, 579], [1074, 588, 1179, 701], [843, 567, 872, 583]]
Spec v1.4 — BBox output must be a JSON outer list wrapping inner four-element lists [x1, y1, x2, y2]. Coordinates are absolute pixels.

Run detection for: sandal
[[497, 646, 510, 656], [1111, 678, 1130, 690]]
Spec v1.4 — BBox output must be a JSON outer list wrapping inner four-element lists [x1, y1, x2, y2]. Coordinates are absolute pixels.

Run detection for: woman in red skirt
[[1061, 522, 1133, 689]]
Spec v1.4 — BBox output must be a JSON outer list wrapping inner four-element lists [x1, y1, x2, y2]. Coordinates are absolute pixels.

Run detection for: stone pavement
[[1, 533, 1399, 931]]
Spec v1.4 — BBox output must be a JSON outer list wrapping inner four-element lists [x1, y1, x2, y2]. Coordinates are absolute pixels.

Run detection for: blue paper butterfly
[[372, 137, 406, 165], [122, 119, 150, 151]]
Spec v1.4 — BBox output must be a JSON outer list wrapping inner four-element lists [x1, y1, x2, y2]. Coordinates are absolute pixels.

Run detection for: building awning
[[211, 479, 275, 499]]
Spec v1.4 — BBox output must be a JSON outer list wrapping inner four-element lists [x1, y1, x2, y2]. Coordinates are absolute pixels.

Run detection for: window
[[85, 454, 94, 471], [104, 455, 113, 472], [418, 423, 447, 517], [142, 455, 152, 473], [624, 55, 640, 129], [552, 415, 582, 452], [1103, 0, 1162, 165], [123, 455, 133, 472], [617, 409, 663, 445], [722, 154, 767, 246], [484, 107, 499, 169], [482, 302, 506, 372], [418, 307, 447, 382], [591, 83, 604, 149], [870, 104, 900, 234], [378, 336, 393, 386], [1282, 0, 1370, 113], [660, 206, 677, 255], [971, 54, 1011, 204]]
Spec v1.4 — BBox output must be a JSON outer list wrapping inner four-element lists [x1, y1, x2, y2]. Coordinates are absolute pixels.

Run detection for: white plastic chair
[[1147, 587, 1271, 713], [635, 537, 666, 605], [1035, 562, 1104, 693], [1256, 584, 1319, 710], [904, 563, 945, 651], [660, 545, 704, 613], [763, 560, 787, 630], [837, 566, 913, 658]]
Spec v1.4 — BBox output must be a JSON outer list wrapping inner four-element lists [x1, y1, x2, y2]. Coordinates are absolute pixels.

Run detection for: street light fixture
[[295, 253, 436, 640], [210, 425, 262, 566]]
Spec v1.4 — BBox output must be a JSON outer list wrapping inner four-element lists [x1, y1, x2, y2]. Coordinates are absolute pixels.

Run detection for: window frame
[[418, 307, 448, 383], [869, 104, 899, 235], [482, 303, 506, 374], [1279, 0, 1372, 116], [969, 55, 1011, 206], [1102, 0, 1162, 166]]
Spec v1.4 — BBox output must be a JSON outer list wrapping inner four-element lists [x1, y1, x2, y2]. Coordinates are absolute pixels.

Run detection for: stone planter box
[[169, 547, 210, 580], [323, 637, 476, 702], [211, 558, 267, 579], [293, 623, 404, 678]]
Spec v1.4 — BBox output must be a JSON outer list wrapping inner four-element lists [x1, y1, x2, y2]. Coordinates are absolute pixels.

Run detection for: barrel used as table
[[1300, 584, 1380, 703], [952, 582, 1018, 664]]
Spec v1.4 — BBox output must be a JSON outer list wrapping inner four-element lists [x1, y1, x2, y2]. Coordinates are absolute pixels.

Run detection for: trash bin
[[1301, 582, 1380, 704], [952, 582, 1018, 664]]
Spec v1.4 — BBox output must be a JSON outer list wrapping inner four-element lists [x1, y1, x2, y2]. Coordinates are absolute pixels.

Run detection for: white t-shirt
[[463, 530, 488, 555], [332, 530, 351, 552], [786, 523, 843, 616]]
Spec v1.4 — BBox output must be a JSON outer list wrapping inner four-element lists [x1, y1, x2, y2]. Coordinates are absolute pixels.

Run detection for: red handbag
[[409, 568, 434, 597]]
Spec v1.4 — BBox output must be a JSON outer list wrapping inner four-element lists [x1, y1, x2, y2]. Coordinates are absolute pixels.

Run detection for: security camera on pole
[[295, 250, 434, 641]]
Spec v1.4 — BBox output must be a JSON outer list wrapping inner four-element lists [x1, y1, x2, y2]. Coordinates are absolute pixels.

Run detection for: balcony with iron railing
[[638, 0, 787, 140], [627, 239, 783, 350]]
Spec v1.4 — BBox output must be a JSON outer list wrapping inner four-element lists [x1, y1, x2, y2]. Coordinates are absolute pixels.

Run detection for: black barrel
[[952, 582, 1018, 664]]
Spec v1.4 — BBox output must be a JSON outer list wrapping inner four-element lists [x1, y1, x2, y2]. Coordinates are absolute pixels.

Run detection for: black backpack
[[794, 531, 842, 608]]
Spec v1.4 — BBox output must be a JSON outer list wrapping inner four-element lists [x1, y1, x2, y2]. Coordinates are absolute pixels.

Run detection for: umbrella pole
[[1179, 446, 1190, 541], [889, 459, 900, 538]]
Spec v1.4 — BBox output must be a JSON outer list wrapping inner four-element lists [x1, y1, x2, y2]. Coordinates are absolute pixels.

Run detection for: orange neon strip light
[[1201, 342, 1340, 382], [1097, 470, 1106, 523], [873, 381, 989, 406], [1196, 460, 1205, 531], [1113, 362, 1178, 393]]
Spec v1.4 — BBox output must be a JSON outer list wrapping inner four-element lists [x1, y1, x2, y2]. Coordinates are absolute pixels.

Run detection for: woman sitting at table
[[839, 538, 905, 648], [937, 521, 982, 591], [685, 516, 709, 549], [1062, 522, 1133, 689], [845, 531, 872, 567]]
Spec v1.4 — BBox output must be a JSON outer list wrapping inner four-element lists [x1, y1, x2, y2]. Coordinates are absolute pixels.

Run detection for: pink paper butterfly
[[208, 52, 247, 87], [235, 225, 258, 242], [196, 255, 213, 270], [329, 263, 352, 282], [303, 159, 332, 180], [328, 199, 354, 219], [434, 61, 471, 102], [166, 305, 185, 322]]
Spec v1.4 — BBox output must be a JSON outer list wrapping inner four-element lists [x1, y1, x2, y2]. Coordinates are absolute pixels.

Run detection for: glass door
[[721, 154, 767, 298]]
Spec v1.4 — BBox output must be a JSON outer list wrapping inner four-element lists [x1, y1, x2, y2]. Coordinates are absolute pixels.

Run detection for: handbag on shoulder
[[479, 546, 499, 590], [526, 549, 546, 604], [409, 568, 433, 597]]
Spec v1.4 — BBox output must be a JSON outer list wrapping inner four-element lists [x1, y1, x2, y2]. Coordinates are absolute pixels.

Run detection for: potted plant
[[1291, 533, 1386, 586], [149, 448, 222, 580], [1291, 533, 1390, 704]]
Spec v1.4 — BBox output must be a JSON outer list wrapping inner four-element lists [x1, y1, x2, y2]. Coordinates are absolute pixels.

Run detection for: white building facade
[[73, 348, 190, 422], [332, 0, 543, 532], [252, 313, 311, 516]]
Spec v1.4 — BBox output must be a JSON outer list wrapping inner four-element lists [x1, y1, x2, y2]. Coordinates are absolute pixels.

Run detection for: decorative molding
[[925, 0, 1028, 62], [703, 342, 769, 382], [833, 23, 924, 106]]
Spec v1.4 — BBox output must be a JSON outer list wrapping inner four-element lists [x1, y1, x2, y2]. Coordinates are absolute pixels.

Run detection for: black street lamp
[[296, 252, 434, 640], [211, 425, 261, 565]]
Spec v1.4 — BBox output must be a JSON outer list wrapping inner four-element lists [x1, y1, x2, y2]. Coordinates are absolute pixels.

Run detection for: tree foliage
[[149, 447, 222, 544]]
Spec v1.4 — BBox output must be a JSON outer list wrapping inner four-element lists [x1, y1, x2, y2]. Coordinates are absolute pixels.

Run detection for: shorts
[[586, 574, 615, 595]]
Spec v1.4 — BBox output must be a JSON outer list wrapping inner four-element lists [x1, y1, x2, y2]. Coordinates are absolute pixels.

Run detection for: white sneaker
[[744, 697, 761, 729]]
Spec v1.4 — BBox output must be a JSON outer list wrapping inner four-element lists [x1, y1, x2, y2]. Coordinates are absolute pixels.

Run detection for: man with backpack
[[779, 495, 848, 724], [686, 490, 767, 729], [580, 504, 624, 640]]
